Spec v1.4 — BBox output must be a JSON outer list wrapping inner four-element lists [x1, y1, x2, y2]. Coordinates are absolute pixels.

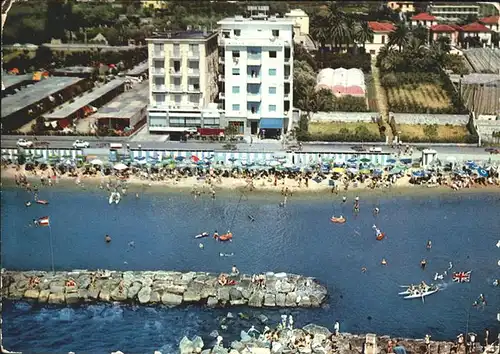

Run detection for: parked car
[[73, 140, 90, 148], [485, 147, 499, 154], [16, 139, 33, 148], [369, 146, 382, 153], [351, 145, 366, 152]]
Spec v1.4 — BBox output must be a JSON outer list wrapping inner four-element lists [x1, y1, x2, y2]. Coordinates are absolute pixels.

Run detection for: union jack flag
[[452, 271, 471, 283]]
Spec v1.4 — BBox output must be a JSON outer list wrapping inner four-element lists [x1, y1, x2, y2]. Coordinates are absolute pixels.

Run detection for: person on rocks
[[484, 328, 489, 346], [231, 265, 240, 276], [287, 315, 294, 330], [425, 334, 431, 353], [334, 320, 340, 336]]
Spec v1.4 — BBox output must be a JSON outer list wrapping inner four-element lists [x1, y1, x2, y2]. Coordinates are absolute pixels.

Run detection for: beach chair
[[363, 333, 378, 354]]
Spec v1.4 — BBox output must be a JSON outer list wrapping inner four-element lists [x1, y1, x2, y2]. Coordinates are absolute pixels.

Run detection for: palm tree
[[310, 15, 330, 49], [411, 24, 429, 44], [326, 3, 351, 50], [388, 23, 410, 51], [354, 21, 374, 50]]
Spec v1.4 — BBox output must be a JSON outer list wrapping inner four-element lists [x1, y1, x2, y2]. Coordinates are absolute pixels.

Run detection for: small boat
[[218, 232, 233, 241], [376, 232, 385, 241], [108, 192, 121, 205], [331, 217, 346, 224], [195, 232, 209, 239], [36, 200, 49, 205], [404, 287, 439, 299]]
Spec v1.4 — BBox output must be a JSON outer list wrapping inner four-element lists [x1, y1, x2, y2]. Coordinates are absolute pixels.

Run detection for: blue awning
[[259, 118, 283, 129]]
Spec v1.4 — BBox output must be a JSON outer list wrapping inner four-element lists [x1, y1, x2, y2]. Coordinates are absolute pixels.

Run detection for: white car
[[73, 140, 90, 148], [369, 146, 382, 153], [16, 139, 33, 148]]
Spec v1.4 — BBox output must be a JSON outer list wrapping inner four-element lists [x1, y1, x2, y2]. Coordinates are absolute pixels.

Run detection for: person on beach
[[231, 265, 240, 276]]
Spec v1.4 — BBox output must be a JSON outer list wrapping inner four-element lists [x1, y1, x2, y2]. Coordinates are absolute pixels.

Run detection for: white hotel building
[[218, 8, 294, 136]]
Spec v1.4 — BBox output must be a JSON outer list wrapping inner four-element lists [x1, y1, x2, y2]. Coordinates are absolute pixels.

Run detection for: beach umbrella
[[347, 158, 357, 163], [114, 163, 128, 170], [477, 167, 488, 177], [175, 156, 185, 161], [360, 158, 371, 163], [400, 158, 412, 164], [283, 162, 294, 169], [360, 169, 371, 174], [228, 157, 238, 162], [332, 167, 345, 173], [386, 158, 397, 164], [412, 170, 425, 178], [191, 155, 200, 162], [269, 160, 280, 167], [36, 157, 47, 164], [389, 167, 403, 175], [90, 159, 103, 165], [347, 167, 358, 174], [373, 169, 383, 176]]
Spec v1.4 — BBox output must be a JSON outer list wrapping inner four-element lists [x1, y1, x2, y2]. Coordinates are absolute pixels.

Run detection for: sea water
[[1, 187, 499, 353]]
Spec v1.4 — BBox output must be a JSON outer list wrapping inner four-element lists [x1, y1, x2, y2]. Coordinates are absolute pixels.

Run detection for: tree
[[353, 21, 374, 49], [388, 23, 410, 51], [411, 25, 429, 44]]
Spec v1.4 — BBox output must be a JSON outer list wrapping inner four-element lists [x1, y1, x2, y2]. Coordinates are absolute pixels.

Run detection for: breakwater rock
[[1, 270, 328, 308]]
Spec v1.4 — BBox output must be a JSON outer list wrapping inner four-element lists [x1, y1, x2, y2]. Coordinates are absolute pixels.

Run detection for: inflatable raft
[[218, 232, 233, 241], [36, 200, 49, 205], [376, 232, 385, 241], [331, 217, 346, 224]]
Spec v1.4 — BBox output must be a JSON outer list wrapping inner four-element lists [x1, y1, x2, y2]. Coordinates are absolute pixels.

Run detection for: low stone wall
[[310, 111, 377, 123], [393, 113, 469, 126], [1, 270, 328, 308]]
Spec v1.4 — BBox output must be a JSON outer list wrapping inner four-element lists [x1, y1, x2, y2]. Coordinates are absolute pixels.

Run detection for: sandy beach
[[2, 163, 499, 198]]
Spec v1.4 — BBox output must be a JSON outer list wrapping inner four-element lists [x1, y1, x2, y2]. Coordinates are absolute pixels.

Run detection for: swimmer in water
[[448, 262, 453, 270], [105, 234, 111, 243], [342, 196, 347, 203], [426, 240, 432, 249], [420, 259, 427, 270], [373, 207, 379, 214], [381, 258, 387, 265], [361, 267, 367, 273]]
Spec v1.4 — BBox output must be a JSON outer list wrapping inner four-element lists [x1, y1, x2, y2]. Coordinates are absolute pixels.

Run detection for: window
[[272, 29, 279, 37], [268, 68, 276, 76], [232, 86, 240, 94], [232, 104, 240, 111], [381, 35, 385, 44], [269, 51, 277, 58], [174, 95, 181, 103], [232, 68, 240, 75], [234, 29, 241, 36], [269, 87, 276, 94], [269, 104, 276, 112], [155, 94, 165, 104], [232, 51, 240, 58]]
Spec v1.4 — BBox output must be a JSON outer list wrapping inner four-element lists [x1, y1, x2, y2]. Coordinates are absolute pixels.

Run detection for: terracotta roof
[[430, 24, 457, 32], [411, 13, 436, 21], [479, 16, 499, 25], [368, 21, 395, 32], [461, 22, 491, 32]]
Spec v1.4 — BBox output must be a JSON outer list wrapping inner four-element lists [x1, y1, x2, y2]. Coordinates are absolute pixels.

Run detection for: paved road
[[1, 135, 497, 159]]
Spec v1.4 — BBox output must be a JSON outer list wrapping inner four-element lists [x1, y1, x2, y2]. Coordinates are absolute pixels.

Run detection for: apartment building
[[387, 1, 415, 13], [428, 2, 480, 20], [146, 30, 221, 134], [218, 6, 294, 136]]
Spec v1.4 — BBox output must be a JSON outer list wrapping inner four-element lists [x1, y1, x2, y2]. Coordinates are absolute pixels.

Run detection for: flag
[[452, 271, 471, 283], [38, 216, 50, 226]]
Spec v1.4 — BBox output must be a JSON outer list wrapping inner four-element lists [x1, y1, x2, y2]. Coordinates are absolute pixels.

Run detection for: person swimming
[[105, 234, 111, 243], [381, 258, 387, 265], [426, 240, 432, 249], [373, 207, 379, 214], [213, 230, 219, 239], [342, 196, 347, 203], [420, 259, 427, 270]]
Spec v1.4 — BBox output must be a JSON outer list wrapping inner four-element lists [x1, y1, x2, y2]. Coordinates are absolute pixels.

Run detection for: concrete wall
[[310, 111, 378, 123], [393, 113, 470, 125], [476, 120, 500, 142]]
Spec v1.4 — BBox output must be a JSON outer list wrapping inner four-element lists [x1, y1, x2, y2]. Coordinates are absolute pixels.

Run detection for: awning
[[259, 118, 283, 129]]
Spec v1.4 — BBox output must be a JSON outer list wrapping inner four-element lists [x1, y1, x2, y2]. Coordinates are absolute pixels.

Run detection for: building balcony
[[188, 51, 200, 59], [247, 111, 261, 119], [169, 85, 183, 92], [151, 68, 165, 75], [188, 85, 201, 92], [219, 92, 225, 100], [218, 74, 225, 82], [152, 85, 167, 92], [284, 75, 291, 81], [247, 93, 261, 102], [219, 57, 225, 64], [247, 56, 261, 66], [284, 56, 291, 62], [170, 69, 182, 76], [187, 68, 200, 76], [153, 51, 165, 58], [284, 93, 290, 100], [170, 51, 182, 59], [247, 75, 261, 84]]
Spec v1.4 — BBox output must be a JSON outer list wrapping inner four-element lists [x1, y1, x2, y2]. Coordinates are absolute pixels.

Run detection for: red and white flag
[[38, 216, 50, 226], [452, 271, 471, 283]]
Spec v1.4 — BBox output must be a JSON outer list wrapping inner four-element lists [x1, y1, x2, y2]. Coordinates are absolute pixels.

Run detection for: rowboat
[[404, 287, 439, 299], [399, 285, 431, 296]]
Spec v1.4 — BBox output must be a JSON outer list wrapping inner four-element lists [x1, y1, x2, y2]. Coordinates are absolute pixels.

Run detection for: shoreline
[[2, 165, 499, 200]]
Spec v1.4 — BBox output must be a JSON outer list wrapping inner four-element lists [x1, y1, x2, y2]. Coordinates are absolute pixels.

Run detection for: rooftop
[[124, 61, 148, 76], [92, 81, 149, 120], [1, 73, 33, 90], [461, 22, 491, 32], [1, 77, 84, 119], [479, 16, 499, 25], [367, 21, 395, 32], [147, 30, 218, 41], [43, 79, 125, 119], [411, 13, 437, 21], [218, 16, 295, 25], [430, 24, 457, 32], [53, 66, 95, 75]]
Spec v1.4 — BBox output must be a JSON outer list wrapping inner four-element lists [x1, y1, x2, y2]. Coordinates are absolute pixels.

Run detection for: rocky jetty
[[178, 324, 487, 354], [1, 270, 328, 308]]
